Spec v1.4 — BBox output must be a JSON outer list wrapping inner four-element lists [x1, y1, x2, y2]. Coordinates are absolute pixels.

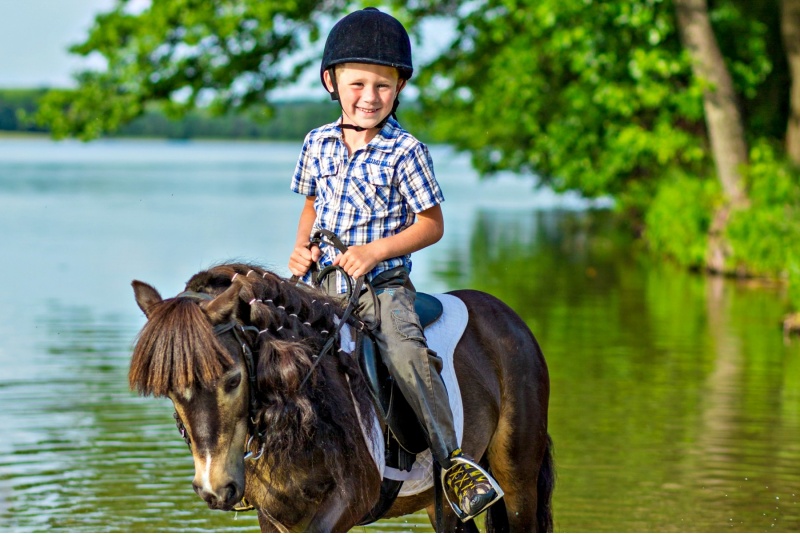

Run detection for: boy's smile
[[325, 63, 406, 131]]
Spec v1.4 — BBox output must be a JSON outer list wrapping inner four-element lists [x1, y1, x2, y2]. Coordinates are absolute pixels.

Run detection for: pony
[[129, 262, 554, 532]]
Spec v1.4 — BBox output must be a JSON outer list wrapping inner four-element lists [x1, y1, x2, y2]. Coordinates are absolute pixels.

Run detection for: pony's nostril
[[224, 482, 238, 503]]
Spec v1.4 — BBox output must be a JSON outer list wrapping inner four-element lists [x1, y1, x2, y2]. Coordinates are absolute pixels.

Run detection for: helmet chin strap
[[328, 67, 400, 133]]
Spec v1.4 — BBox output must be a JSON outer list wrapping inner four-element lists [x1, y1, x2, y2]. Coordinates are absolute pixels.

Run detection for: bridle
[[169, 251, 365, 462], [212, 319, 263, 460], [167, 253, 374, 523], [170, 291, 263, 461]]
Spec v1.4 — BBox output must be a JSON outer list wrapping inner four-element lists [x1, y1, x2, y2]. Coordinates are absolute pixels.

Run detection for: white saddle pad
[[343, 293, 468, 497]]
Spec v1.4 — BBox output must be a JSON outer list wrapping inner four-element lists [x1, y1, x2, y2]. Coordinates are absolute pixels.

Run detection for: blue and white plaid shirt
[[290, 116, 445, 293]]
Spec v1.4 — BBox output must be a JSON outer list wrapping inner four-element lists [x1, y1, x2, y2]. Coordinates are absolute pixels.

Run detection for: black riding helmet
[[321, 8, 413, 130]]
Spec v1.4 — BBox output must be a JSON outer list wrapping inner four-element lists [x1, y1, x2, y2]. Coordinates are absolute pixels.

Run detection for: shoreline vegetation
[[0, 88, 342, 141]]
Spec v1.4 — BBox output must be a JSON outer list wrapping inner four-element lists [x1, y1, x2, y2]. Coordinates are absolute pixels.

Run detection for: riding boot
[[441, 448, 504, 521]]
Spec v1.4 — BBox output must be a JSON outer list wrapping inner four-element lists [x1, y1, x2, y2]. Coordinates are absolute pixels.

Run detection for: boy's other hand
[[289, 244, 321, 277], [332, 243, 380, 279]]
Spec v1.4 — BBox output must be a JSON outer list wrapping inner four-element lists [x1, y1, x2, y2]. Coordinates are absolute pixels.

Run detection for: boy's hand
[[289, 244, 321, 277], [333, 243, 380, 279]]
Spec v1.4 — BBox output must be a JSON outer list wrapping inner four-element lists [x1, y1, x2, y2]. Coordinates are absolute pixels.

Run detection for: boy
[[287, 7, 501, 521]]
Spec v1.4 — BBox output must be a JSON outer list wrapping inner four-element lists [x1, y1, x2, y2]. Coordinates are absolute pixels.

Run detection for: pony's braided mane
[[185, 263, 377, 488]]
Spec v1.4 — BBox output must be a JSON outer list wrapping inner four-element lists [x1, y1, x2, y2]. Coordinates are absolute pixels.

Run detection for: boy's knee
[[390, 307, 426, 344]]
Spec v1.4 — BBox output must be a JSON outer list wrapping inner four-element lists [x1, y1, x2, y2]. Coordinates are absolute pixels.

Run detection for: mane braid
[[222, 263, 378, 488]]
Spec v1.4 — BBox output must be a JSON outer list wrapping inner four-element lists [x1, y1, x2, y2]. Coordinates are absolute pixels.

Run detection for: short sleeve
[[290, 132, 317, 196], [397, 143, 445, 213]]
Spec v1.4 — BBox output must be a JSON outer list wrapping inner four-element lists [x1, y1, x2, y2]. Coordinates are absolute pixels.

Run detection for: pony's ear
[[132, 280, 163, 318], [202, 280, 242, 324]]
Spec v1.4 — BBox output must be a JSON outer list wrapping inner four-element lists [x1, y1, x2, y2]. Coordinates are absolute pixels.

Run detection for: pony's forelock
[[129, 298, 235, 397]]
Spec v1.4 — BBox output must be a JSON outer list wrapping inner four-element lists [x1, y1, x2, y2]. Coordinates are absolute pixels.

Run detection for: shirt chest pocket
[[347, 163, 394, 215], [314, 157, 341, 203]]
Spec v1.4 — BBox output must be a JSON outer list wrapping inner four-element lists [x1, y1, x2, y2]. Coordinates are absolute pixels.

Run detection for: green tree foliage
[[34, 0, 349, 140], [404, 0, 780, 206], [725, 141, 800, 276], [414, 0, 705, 206], [643, 170, 719, 269]]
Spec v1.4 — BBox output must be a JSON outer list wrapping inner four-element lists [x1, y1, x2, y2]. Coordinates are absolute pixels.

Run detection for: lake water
[[0, 138, 799, 532]]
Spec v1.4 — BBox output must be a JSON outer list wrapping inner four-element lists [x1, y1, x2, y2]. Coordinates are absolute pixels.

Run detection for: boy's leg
[[365, 268, 459, 464], [320, 267, 501, 520]]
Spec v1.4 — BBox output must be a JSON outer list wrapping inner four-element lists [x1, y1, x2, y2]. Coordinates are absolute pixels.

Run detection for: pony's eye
[[224, 373, 242, 393]]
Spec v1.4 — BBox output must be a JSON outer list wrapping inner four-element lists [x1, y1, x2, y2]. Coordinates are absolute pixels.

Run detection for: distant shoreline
[[0, 130, 48, 139], [0, 130, 306, 144]]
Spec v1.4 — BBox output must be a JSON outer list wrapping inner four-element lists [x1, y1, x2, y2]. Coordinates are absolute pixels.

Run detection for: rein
[[291, 229, 368, 391]]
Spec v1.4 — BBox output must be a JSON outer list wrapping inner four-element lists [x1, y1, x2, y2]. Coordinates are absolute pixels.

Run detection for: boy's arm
[[288, 196, 322, 277], [333, 204, 444, 278]]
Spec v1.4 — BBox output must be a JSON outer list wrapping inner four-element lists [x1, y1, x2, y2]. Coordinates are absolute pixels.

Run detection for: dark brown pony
[[130, 263, 554, 532]]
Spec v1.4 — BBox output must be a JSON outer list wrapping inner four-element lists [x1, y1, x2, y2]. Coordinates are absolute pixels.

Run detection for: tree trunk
[[675, 0, 750, 273], [783, 0, 800, 166]]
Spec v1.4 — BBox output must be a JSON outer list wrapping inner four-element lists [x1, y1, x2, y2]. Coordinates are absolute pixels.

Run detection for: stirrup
[[440, 455, 504, 522]]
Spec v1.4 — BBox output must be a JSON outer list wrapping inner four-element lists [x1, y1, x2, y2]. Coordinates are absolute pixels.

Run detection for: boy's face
[[324, 63, 407, 130]]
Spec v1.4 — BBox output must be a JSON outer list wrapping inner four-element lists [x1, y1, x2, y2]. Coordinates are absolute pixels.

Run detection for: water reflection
[[436, 209, 800, 532]]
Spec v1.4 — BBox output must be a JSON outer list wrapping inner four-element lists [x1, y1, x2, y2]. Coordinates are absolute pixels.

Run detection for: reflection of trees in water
[[1, 303, 259, 532], [434, 209, 800, 531], [685, 276, 800, 530], [435, 209, 629, 324]]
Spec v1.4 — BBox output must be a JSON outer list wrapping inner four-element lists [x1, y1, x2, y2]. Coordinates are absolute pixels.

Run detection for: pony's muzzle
[[192, 479, 242, 510]]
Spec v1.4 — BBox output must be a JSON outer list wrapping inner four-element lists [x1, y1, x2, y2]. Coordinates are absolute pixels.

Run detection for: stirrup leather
[[440, 453, 504, 522]]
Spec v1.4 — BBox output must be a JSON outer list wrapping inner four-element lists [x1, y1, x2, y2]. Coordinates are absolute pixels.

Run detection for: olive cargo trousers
[[321, 266, 459, 467]]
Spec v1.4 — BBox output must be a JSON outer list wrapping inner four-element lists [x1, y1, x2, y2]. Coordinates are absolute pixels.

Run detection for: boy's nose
[[363, 86, 380, 102]]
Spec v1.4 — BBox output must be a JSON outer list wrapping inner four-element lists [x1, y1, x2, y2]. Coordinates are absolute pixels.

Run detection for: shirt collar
[[371, 117, 401, 153]]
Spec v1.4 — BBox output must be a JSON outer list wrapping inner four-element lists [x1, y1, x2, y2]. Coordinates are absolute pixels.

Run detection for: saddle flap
[[359, 334, 428, 455]]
